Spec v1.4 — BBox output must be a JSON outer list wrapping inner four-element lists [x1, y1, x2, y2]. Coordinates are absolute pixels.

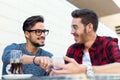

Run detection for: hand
[[21, 55, 52, 73], [51, 56, 87, 75], [35, 56, 52, 72]]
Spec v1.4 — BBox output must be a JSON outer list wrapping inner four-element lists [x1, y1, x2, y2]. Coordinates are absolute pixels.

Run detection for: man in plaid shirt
[[51, 9, 120, 75]]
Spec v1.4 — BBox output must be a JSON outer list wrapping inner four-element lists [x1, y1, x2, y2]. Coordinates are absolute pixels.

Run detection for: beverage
[[11, 62, 23, 74], [9, 50, 23, 74]]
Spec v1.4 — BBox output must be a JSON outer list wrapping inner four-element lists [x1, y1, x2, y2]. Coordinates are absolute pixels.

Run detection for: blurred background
[[67, 0, 120, 34], [0, 0, 120, 78]]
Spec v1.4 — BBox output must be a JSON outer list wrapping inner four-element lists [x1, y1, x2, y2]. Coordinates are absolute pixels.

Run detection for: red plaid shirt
[[66, 36, 120, 65]]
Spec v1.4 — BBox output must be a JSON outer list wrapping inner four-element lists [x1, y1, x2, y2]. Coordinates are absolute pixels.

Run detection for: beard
[[28, 35, 45, 47], [32, 42, 45, 47], [74, 28, 87, 44], [30, 39, 45, 47]]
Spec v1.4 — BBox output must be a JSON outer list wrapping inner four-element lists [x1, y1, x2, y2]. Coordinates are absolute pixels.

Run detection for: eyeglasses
[[26, 29, 49, 36]]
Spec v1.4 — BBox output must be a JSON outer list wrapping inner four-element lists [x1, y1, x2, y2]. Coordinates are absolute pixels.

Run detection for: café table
[[30, 74, 120, 80], [30, 74, 88, 80], [2, 74, 120, 80]]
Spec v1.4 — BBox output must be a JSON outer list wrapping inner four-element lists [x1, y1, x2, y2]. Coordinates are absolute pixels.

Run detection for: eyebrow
[[71, 25, 78, 28], [72, 25, 77, 27]]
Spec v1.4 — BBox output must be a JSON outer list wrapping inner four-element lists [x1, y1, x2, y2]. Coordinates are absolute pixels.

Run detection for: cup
[[52, 56, 64, 70], [10, 50, 23, 74]]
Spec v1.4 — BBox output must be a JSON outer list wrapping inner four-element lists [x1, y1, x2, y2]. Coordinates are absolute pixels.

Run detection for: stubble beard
[[31, 41, 45, 47]]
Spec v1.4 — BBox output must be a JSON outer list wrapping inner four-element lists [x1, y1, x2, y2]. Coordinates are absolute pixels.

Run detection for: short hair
[[71, 9, 98, 32], [23, 15, 44, 32]]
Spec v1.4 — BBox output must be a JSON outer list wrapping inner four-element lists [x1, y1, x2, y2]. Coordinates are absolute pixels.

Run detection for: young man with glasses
[[2, 15, 53, 77]]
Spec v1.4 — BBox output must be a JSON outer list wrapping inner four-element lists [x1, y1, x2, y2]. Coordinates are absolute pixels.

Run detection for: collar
[[88, 35, 99, 51]]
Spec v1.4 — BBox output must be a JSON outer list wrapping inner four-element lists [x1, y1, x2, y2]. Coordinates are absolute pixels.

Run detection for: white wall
[[0, 0, 119, 78], [0, 0, 76, 55]]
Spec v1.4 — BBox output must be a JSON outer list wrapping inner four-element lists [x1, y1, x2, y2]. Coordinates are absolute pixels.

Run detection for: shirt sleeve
[[2, 43, 19, 64]]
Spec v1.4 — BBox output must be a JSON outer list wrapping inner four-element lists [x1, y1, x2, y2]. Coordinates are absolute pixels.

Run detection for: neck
[[25, 43, 39, 54], [84, 34, 96, 52]]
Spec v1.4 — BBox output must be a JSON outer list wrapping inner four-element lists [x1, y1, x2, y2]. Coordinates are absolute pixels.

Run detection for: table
[[2, 74, 120, 80], [95, 74, 120, 80], [30, 74, 120, 80]]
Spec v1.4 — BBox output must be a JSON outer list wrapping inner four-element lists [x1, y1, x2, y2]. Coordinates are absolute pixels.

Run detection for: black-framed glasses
[[26, 29, 49, 36]]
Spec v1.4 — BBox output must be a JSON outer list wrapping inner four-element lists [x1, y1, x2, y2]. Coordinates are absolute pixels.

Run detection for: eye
[[36, 30, 42, 33], [72, 25, 78, 30]]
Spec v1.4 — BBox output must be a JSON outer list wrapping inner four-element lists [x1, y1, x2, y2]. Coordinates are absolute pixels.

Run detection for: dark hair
[[71, 9, 98, 32], [23, 15, 44, 32]]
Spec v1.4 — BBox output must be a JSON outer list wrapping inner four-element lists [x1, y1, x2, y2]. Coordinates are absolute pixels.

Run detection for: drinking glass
[[10, 50, 23, 74]]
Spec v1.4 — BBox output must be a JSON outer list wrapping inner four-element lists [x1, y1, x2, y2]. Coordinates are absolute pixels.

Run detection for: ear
[[86, 23, 93, 33], [24, 31, 30, 38]]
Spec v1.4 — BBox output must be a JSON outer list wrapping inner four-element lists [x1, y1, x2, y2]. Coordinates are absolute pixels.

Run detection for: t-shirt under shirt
[[82, 52, 92, 66]]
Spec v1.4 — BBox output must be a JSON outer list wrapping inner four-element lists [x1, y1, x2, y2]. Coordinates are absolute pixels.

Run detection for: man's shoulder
[[4, 43, 25, 50], [5, 43, 24, 47], [97, 36, 118, 43]]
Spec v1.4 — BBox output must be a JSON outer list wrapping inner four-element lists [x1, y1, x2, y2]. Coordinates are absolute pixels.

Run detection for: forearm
[[93, 62, 120, 74], [21, 55, 35, 64]]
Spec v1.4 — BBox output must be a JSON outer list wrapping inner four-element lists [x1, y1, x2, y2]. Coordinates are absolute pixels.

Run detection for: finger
[[63, 56, 75, 63], [41, 57, 52, 70], [43, 57, 48, 67], [41, 57, 48, 68], [51, 62, 65, 69], [39, 57, 45, 67], [45, 57, 51, 69], [46, 68, 50, 73], [52, 69, 69, 75], [44, 58, 53, 73]]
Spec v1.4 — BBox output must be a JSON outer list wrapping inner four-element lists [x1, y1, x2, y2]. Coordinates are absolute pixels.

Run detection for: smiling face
[[71, 18, 87, 44], [25, 22, 46, 47]]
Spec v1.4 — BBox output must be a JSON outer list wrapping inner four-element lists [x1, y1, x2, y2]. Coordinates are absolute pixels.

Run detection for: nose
[[71, 29, 75, 34], [40, 32, 45, 36]]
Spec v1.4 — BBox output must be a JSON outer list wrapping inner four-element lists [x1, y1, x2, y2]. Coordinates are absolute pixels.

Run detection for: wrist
[[33, 56, 39, 66], [79, 65, 87, 73], [86, 66, 94, 77]]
